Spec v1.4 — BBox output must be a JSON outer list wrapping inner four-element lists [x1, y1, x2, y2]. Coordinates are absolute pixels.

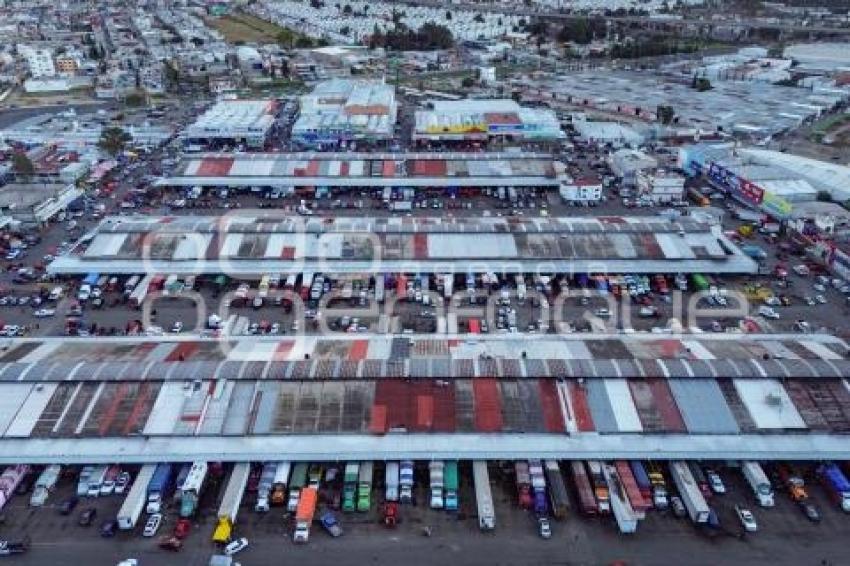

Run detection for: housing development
[[0, 0, 849, 565]]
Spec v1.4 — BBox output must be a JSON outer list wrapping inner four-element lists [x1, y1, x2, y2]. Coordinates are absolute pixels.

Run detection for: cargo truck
[[529, 460, 547, 515], [30, 465, 61, 507], [515, 462, 533, 509], [776, 465, 808, 502], [544, 461, 569, 520], [473, 461, 495, 531], [385, 462, 399, 502], [293, 487, 318, 543], [741, 461, 774, 507], [357, 462, 373, 512], [288, 463, 308, 512], [444, 461, 459, 512], [429, 461, 445, 509], [668, 461, 709, 524], [213, 463, 251, 543], [604, 464, 638, 534], [646, 462, 669, 509], [269, 462, 291, 507], [399, 460, 414, 504], [615, 461, 650, 518], [741, 245, 767, 260], [179, 462, 208, 518], [117, 464, 156, 529], [817, 463, 850, 513], [77, 466, 94, 498], [570, 461, 598, 516], [0, 465, 29, 512], [173, 464, 191, 504], [343, 463, 359, 512], [629, 461, 653, 504], [586, 461, 610, 514], [255, 462, 277, 512]]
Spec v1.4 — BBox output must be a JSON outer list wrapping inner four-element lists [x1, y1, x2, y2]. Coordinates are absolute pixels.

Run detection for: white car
[[813, 283, 826, 292], [538, 518, 552, 539], [142, 513, 162, 537], [171, 321, 183, 333], [33, 308, 55, 318], [706, 470, 726, 494], [757, 306, 780, 320], [735, 505, 758, 532], [815, 295, 827, 304], [224, 537, 249, 555]]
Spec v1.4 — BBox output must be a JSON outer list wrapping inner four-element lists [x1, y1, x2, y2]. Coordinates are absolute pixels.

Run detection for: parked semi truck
[[777, 465, 808, 502], [293, 487, 318, 543], [269, 462, 291, 507], [255, 462, 277, 512], [570, 461, 599, 516], [615, 461, 650, 518], [604, 464, 638, 534], [357, 462, 373, 512], [668, 461, 709, 524], [586, 461, 610, 513], [515, 462, 532, 509], [146, 463, 175, 514], [629, 461, 653, 505], [179, 462, 209, 518], [385, 462, 399, 502], [117, 464, 157, 529], [213, 463, 251, 543], [30, 465, 61, 507], [429, 461, 445, 509], [343, 463, 359, 512], [444, 461, 459, 512], [529, 460, 547, 515], [473, 461, 495, 531], [399, 460, 414, 504], [0, 465, 29, 512], [741, 461, 774, 508], [818, 463, 850, 512], [544, 461, 569, 520], [646, 462, 669, 509], [288, 463, 308, 512]]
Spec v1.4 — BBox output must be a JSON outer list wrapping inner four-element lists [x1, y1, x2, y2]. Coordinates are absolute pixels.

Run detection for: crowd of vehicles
[[0, 458, 848, 558]]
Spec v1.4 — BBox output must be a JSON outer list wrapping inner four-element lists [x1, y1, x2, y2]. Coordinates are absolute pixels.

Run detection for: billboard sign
[[707, 161, 764, 205]]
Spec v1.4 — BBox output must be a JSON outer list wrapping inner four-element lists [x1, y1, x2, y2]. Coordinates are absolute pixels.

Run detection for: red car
[[174, 519, 191, 539]]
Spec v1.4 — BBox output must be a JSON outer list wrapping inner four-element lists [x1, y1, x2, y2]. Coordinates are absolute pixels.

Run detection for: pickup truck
[[320, 512, 343, 537]]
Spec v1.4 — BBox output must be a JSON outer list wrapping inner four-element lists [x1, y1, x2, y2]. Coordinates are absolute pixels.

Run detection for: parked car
[[224, 537, 249, 556], [59, 496, 79, 515], [78, 508, 97, 527], [706, 470, 726, 494], [537, 517, 552, 539], [143, 513, 162, 537], [735, 505, 758, 532], [174, 518, 191, 539], [670, 496, 687, 518], [99, 519, 117, 537]]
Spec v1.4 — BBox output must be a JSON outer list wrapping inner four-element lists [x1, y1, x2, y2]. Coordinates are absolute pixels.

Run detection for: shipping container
[[570, 461, 598, 516]]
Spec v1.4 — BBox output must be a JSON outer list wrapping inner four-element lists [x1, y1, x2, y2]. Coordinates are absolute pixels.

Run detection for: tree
[[445, 10, 452, 21], [340, 25, 350, 36], [98, 126, 131, 157], [816, 190, 832, 202], [11, 152, 34, 180], [461, 76, 474, 89], [342, 4, 352, 15]]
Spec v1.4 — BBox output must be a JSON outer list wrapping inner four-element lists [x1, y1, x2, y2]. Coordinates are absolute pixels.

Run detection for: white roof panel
[[733, 379, 806, 430]]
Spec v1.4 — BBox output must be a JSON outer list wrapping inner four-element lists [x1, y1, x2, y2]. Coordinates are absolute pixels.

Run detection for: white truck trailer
[[30, 465, 61, 507], [473, 461, 495, 531], [742, 461, 775, 507], [668, 461, 709, 524], [117, 464, 157, 529], [385, 462, 400, 502], [603, 464, 638, 534]]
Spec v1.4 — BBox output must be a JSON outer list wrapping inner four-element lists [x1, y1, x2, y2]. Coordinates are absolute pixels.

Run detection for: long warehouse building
[[0, 334, 848, 463], [48, 214, 759, 275]]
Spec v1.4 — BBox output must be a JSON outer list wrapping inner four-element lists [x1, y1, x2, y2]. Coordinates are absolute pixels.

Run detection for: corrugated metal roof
[[668, 380, 740, 434]]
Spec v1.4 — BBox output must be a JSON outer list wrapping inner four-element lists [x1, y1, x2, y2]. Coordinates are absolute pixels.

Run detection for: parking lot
[[2, 462, 850, 566]]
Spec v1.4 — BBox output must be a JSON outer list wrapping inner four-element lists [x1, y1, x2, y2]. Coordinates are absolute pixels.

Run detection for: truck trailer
[[288, 463, 308, 512], [818, 463, 850, 513], [117, 464, 157, 529], [444, 461, 459, 512], [385, 462, 400, 502], [213, 463, 250, 543], [30, 465, 61, 507], [255, 462, 278, 512], [472, 461, 495, 531], [570, 461, 599, 516], [269, 462, 291, 507], [604, 464, 638, 534], [179, 462, 208, 518], [429, 461, 445, 509], [293, 487, 318, 543], [741, 461, 774, 508], [668, 461, 709, 524], [544, 461, 569, 520], [343, 463, 359, 512], [357, 462, 373, 512]]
